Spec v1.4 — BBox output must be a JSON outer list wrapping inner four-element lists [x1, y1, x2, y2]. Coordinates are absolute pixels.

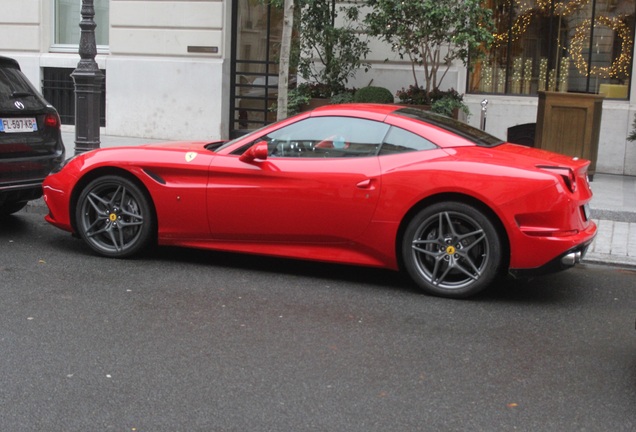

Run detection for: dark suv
[[0, 56, 65, 216]]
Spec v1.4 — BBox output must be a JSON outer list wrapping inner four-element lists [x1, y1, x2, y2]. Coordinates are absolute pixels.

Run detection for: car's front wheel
[[75, 175, 154, 258], [402, 202, 503, 298]]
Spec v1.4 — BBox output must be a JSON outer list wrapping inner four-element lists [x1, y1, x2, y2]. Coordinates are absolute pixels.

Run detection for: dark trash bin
[[507, 123, 536, 147]]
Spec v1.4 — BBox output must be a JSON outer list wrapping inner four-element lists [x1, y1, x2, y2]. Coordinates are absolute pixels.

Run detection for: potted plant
[[364, 0, 494, 117]]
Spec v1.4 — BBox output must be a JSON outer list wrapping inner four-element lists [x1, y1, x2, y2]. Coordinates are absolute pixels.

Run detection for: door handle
[[356, 179, 375, 189]]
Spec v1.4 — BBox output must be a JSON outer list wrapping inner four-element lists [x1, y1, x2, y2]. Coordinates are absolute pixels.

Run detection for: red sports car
[[43, 104, 596, 298]]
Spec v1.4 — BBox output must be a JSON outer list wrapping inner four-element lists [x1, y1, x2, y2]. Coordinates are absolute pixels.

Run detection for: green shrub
[[431, 95, 470, 118], [353, 86, 394, 103], [330, 91, 355, 104]]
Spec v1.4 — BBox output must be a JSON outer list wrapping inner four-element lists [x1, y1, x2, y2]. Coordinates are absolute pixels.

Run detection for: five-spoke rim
[[410, 211, 490, 290], [79, 183, 145, 254]]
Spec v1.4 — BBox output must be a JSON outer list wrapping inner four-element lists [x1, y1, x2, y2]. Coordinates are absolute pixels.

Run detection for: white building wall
[[0, 0, 231, 141], [0, 0, 43, 53], [106, 0, 229, 140]]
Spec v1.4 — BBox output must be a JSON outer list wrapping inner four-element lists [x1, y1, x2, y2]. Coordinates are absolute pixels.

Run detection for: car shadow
[[148, 245, 420, 295], [45, 232, 590, 303], [0, 213, 31, 235], [147, 246, 585, 303]]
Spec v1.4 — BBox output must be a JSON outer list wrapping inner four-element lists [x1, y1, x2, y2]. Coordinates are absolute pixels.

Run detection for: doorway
[[229, 0, 284, 138]]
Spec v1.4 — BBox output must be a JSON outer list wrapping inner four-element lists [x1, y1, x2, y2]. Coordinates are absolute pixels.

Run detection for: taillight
[[44, 112, 61, 129], [537, 165, 577, 193]]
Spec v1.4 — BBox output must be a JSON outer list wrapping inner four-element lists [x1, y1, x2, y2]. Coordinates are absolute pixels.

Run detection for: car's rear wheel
[[0, 201, 27, 217], [75, 175, 154, 258], [402, 202, 502, 298]]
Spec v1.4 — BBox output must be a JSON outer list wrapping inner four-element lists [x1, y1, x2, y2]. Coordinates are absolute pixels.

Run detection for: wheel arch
[[69, 167, 158, 239], [395, 193, 511, 272]]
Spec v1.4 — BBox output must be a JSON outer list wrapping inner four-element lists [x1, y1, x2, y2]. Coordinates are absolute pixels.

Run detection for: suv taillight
[[44, 112, 61, 129]]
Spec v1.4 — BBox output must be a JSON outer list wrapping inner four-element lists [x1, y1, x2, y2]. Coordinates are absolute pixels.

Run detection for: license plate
[[0, 117, 38, 133], [583, 203, 590, 220]]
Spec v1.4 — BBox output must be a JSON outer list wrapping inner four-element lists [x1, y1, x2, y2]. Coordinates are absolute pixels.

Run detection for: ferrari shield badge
[[185, 152, 197, 162]]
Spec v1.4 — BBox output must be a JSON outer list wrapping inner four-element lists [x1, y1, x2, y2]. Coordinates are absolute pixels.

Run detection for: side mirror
[[239, 141, 269, 163]]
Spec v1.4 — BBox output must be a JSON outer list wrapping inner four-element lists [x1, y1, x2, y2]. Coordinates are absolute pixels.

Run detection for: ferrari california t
[[42, 104, 596, 298]]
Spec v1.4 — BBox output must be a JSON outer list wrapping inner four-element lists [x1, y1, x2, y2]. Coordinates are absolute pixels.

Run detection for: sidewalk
[[25, 132, 636, 269], [585, 173, 636, 268]]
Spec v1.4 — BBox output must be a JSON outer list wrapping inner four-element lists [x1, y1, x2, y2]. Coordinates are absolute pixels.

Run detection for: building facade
[[1, 0, 636, 175]]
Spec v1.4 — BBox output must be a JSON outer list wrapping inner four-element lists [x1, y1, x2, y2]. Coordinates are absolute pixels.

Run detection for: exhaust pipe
[[561, 251, 582, 266]]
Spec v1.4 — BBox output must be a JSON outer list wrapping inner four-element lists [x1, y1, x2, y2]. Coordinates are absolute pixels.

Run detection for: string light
[[570, 15, 633, 78], [482, 63, 493, 92], [492, 0, 589, 47], [481, 0, 635, 94], [524, 58, 533, 93], [512, 57, 523, 93], [537, 0, 590, 17], [559, 57, 570, 91], [491, 0, 534, 47], [539, 58, 548, 92]]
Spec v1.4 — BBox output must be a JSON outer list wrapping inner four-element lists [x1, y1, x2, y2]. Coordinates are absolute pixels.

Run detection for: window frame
[[50, 0, 110, 54]]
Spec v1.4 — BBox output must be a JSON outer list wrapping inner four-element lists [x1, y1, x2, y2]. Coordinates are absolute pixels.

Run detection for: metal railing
[[42, 67, 106, 126]]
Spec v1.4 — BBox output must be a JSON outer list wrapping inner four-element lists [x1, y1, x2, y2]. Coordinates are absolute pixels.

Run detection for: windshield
[[214, 127, 265, 152], [394, 107, 504, 147]]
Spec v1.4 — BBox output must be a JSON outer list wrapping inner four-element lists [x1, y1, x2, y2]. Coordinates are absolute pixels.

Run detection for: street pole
[[71, 0, 104, 155], [480, 99, 488, 131]]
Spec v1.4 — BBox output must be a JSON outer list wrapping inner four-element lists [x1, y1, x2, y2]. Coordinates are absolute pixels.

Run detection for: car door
[[206, 116, 390, 243]]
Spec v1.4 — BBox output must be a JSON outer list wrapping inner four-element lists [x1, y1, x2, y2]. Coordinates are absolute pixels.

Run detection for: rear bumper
[[0, 180, 43, 203], [509, 236, 594, 278]]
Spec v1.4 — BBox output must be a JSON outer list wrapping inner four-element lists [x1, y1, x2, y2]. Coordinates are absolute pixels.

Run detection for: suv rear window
[[0, 67, 35, 98]]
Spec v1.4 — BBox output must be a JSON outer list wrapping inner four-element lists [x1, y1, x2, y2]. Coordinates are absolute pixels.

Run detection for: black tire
[[0, 201, 27, 217], [75, 175, 154, 258], [402, 202, 502, 298]]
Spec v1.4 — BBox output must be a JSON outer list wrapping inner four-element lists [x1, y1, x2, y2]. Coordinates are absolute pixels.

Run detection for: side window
[[259, 116, 390, 158], [380, 126, 438, 155]]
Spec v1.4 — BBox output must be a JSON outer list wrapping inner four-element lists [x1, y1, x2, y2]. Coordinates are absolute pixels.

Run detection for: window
[[380, 126, 438, 155], [469, 0, 635, 99], [257, 117, 391, 158], [54, 0, 109, 49], [396, 108, 504, 147]]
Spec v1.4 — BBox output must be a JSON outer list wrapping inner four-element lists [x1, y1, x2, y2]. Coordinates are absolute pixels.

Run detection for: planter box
[[534, 91, 604, 177]]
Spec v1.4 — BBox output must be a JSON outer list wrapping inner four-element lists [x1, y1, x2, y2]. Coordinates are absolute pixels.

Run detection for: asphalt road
[[1, 211, 635, 431]]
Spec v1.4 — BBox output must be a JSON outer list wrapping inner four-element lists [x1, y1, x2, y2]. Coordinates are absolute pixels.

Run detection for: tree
[[267, 0, 370, 118], [276, 0, 294, 120], [298, 0, 370, 97], [365, 0, 494, 96]]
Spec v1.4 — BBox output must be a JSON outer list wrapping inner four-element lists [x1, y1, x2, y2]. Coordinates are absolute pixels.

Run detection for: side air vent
[[143, 169, 166, 185]]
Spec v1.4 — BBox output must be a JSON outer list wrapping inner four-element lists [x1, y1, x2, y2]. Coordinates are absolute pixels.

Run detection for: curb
[[590, 208, 636, 223], [583, 253, 636, 270]]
